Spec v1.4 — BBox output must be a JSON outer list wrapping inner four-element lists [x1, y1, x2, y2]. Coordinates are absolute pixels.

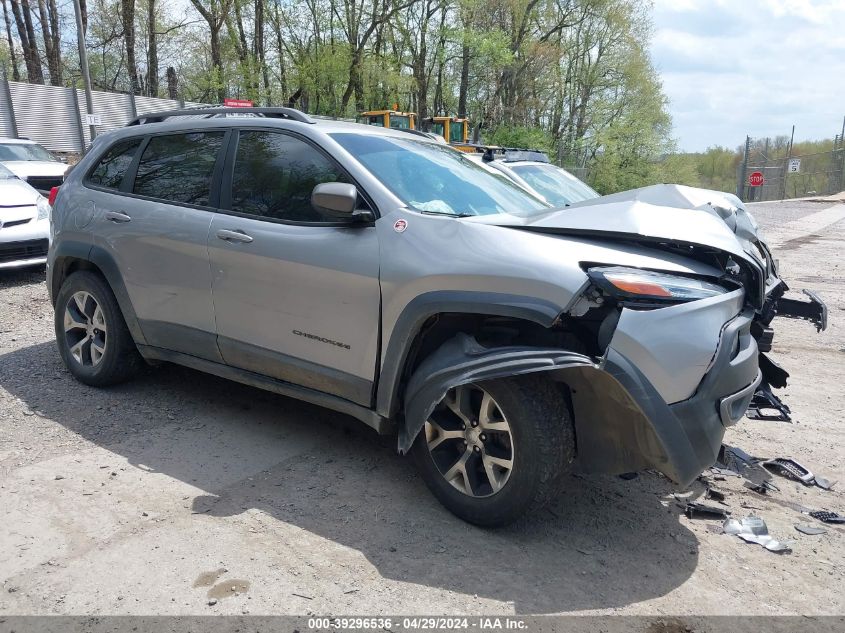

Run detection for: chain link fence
[[737, 130, 845, 202]]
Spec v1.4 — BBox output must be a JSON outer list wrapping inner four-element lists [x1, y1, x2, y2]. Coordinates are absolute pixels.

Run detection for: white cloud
[[651, 0, 845, 151]]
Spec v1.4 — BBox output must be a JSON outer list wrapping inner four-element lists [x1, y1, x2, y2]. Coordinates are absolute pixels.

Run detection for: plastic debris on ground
[[723, 516, 792, 553], [762, 457, 836, 490], [795, 524, 827, 535], [715, 444, 778, 491], [705, 487, 727, 503], [808, 510, 845, 524], [684, 502, 729, 520], [763, 458, 815, 485]]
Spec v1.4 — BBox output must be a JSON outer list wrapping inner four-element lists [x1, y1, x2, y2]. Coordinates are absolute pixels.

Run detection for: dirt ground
[[1, 200, 843, 617]]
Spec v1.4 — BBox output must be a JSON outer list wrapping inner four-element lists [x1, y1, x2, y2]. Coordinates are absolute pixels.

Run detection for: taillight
[[48, 186, 59, 206]]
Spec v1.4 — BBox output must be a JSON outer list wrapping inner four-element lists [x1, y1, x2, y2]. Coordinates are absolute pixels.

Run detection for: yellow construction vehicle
[[357, 110, 416, 130], [426, 116, 470, 145]]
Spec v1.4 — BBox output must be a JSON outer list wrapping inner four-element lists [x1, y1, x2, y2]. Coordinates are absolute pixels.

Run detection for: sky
[[651, 0, 845, 152]]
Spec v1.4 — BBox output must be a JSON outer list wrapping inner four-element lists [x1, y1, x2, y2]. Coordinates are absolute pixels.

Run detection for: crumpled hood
[[568, 183, 764, 261], [471, 199, 763, 272], [1, 160, 69, 179]]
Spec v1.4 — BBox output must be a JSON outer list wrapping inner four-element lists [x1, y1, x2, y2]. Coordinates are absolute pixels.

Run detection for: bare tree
[[147, 0, 158, 95], [189, 0, 234, 102], [1, 0, 20, 80], [35, 0, 61, 84], [122, 0, 140, 94], [166, 64, 178, 98], [8, 0, 43, 83]]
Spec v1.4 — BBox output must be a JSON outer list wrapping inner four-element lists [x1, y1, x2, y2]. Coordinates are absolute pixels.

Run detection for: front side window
[[229, 130, 350, 222], [87, 139, 141, 190], [0, 142, 57, 162], [132, 131, 224, 206], [330, 133, 549, 217]]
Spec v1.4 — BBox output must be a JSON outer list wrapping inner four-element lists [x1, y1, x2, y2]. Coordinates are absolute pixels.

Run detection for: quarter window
[[229, 131, 350, 223], [87, 139, 141, 190], [133, 132, 224, 206]]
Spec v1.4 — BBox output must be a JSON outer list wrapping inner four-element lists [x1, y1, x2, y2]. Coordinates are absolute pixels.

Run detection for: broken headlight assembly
[[587, 266, 730, 306]]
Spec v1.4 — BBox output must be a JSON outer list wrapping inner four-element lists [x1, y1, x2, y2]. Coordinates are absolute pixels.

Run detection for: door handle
[[216, 229, 254, 244], [104, 211, 131, 223]]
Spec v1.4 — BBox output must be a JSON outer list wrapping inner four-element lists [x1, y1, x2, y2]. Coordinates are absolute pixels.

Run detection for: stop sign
[[749, 171, 765, 187]]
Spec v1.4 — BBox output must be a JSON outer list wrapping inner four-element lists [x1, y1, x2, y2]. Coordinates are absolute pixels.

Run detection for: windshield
[[510, 164, 599, 206], [0, 142, 57, 162], [0, 163, 16, 179], [331, 133, 550, 217]]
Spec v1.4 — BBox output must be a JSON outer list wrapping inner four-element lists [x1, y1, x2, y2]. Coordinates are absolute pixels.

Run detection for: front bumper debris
[[775, 289, 828, 332]]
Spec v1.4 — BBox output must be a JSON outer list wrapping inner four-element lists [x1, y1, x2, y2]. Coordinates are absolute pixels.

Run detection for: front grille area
[[0, 238, 48, 263], [26, 175, 63, 192]]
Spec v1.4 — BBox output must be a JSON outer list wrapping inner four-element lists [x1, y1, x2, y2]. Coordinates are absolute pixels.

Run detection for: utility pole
[[781, 125, 795, 201], [738, 135, 750, 201], [72, 0, 96, 144]]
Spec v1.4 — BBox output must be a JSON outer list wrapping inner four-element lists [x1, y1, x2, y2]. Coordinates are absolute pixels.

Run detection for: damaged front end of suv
[[392, 197, 826, 510], [567, 183, 827, 421]]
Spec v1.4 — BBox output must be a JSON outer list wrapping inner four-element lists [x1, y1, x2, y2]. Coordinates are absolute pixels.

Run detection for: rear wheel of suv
[[411, 375, 574, 527], [55, 271, 142, 387]]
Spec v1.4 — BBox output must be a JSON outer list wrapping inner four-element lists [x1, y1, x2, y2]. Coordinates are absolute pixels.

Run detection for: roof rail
[[127, 106, 315, 126]]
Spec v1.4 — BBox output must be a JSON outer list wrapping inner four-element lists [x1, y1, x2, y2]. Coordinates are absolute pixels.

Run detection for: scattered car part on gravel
[[723, 516, 792, 553]]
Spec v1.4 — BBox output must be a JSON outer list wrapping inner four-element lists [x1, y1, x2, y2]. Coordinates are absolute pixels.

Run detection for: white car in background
[[0, 163, 51, 270], [465, 148, 600, 206], [0, 137, 68, 193]]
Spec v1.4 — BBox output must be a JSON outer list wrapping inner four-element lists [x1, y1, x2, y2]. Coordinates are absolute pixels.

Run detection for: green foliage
[[488, 126, 554, 153]]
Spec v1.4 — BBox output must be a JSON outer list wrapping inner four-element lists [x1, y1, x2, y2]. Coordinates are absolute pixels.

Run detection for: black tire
[[54, 270, 143, 387], [412, 374, 574, 527]]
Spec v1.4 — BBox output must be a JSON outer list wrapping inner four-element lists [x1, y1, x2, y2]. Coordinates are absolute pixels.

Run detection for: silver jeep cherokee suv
[[47, 107, 823, 526]]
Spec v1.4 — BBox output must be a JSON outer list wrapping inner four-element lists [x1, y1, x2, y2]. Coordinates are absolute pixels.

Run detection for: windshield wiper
[[418, 209, 475, 218]]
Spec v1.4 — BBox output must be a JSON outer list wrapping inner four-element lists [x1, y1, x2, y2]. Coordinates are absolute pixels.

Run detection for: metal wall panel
[[134, 96, 180, 115], [76, 89, 135, 146], [2, 81, 216, 153], [8, 82, 81, 152]]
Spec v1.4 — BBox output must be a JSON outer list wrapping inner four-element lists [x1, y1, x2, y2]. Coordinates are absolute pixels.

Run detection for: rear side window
[[133, 132, 224, 206], [87, 139, 141, 190], [229, 130, 349, 222]]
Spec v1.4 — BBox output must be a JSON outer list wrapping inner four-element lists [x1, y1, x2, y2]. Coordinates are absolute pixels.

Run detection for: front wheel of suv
[[54, 271, 143, 387], [411, 375, 575, 527]]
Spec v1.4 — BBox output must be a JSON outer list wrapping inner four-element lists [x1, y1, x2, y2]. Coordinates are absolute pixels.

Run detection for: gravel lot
[[1, 201, 843, 617]]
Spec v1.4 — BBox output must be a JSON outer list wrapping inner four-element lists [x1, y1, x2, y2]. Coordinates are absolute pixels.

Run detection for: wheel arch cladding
[[400, 334, 712, 486], [52, 243, 147, 346], [376, 290, 568, 419], [397, 333, 594, 454]]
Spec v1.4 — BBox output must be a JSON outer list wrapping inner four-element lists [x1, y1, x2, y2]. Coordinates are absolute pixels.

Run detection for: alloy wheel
[[424, 384, 515, 498], [63, 291, 108, 367]]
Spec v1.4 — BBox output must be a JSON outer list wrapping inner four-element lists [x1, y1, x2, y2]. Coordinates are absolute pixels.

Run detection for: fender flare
[[375, 290, 568, 419], [51, 242, 147, 346], [398, 333, 594, 453]]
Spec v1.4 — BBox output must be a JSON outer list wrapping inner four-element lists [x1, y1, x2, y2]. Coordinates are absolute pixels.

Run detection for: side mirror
[[311, 182, 362, 219]]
